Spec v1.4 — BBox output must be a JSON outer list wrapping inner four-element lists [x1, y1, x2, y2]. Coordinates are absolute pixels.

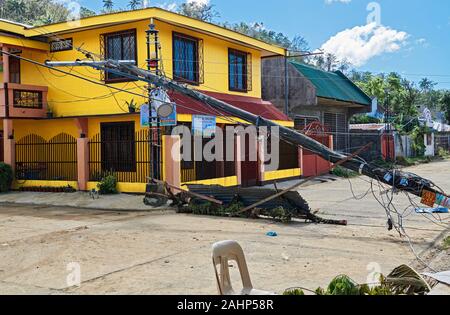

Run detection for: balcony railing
[[0, 83, 48, 118]]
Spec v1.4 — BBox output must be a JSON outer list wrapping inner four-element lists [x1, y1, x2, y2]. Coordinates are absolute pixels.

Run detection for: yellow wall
[[263, 168, 302, 182], [18, 19, 263, 118], [13, 118, 79, 141], [181, 176, 238, 188]]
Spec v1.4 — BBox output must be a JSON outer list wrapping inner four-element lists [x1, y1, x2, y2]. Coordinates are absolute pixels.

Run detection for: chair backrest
[[212, 240, 253, 295]]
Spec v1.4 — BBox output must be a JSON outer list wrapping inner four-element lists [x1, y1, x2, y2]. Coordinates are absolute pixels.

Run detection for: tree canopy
[[0, 0, 95, 26]]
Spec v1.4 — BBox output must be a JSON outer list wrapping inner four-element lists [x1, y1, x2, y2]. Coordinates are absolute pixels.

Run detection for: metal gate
[[89, 129, 158, 183], [301, 122, 332, 177], [15, 133, 77, 181]]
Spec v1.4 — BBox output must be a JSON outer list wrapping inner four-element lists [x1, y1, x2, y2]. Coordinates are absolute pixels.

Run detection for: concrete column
[[298, 147, 303, 174], [163, 135, 181, 191], [75, 118, 89, 191], [77, 138, 89, 191], [235, 135, 242, 186], [3, 119, 14, 171], [2, 46, 9, 83], [257, 135, 266, 184], [328, 135, 334, 151]]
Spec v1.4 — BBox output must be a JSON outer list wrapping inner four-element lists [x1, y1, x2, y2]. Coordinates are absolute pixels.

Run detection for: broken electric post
[[45, 58, 450, 209]]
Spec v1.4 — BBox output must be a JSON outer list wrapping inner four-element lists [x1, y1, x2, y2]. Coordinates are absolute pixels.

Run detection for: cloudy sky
[[79, 0, 450, 89]]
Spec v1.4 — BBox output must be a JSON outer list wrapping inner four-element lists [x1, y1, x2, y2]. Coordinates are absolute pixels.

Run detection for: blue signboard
[[192, 115, 216, 138], [140, 104, 150, 127], [140, 103, 177, 127]]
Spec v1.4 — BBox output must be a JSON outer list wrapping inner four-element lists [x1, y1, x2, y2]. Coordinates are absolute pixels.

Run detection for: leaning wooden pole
[[46, 58, 450, 207]]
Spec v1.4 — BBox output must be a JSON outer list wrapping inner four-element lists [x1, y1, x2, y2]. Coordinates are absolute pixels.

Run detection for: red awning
[[167, 90, 290, 122]]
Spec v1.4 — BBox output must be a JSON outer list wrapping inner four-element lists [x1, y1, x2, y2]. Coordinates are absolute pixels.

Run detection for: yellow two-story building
[[0, 8, 301, 193]]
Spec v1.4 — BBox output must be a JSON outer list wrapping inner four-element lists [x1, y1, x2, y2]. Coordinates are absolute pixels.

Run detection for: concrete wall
[[424, 133, 435, 157], [395, 133, 414, 158], [261, 56, 317, 114]]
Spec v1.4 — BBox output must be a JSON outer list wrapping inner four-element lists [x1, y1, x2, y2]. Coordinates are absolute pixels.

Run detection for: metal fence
[[15, 133, 77, 181], [435, 133, 450, 153], [89, 129, 159, 183], [180, 136, 236, 183]]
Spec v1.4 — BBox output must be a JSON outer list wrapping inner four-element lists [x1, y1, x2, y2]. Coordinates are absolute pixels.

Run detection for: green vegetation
[[283, 288, 305, 296], [332, 166, 358, 178], [284, 274, 421, 295], [396, 156, 433, 167], [97, 174, 118, 195], [0, 0, 95, 26], [0, 163, 13, 193], [443, 236, 450, 250], [437, 147, 450, 159]]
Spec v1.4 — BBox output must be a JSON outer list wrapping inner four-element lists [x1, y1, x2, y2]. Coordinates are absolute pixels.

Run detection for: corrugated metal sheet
[[290, 62, 372, 106]]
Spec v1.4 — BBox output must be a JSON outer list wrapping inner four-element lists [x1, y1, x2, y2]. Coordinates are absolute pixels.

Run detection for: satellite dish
[[157, 102, 174, 118]]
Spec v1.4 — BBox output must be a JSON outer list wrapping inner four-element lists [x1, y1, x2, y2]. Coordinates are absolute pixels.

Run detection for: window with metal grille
[[100, 122, 136, 172], [324, 112, 348, 152], [229, 49, 250, 92], [294, 116, 320, 130], [173, 32, 202, 84], [13, 90, 43, 109], [9, 54, 21, 84], [102, 29, 137, 83]]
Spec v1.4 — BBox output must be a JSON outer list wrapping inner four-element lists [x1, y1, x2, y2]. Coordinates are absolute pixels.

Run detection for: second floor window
[[229, 49, 249, 92], [103, 29, 137, 82], [173, 33, 200, 84]]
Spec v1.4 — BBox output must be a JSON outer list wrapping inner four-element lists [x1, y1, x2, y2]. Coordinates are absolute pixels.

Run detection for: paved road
[[0, 161, 449, 294]]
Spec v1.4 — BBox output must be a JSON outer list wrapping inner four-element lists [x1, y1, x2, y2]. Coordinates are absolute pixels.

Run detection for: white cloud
[[187, 0, 210, 5], [325, 0, 352, 4], [319, 23, 409, 67], [156, 2, 178, 11]]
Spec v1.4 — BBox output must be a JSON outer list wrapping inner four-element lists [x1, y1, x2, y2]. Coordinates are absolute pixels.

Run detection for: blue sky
[[79, 0, 450, 89]]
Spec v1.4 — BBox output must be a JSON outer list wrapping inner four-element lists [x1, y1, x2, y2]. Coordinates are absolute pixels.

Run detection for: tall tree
[[309, 52, 349, 73], [224, 22, 309, 53], [0, 0, 94, 26], [80, 7, 96, 18], [178, 1, 219, 22], [440, 91, 450, 123], [128, 0, 142, 10], [103, 0, 114, 12]]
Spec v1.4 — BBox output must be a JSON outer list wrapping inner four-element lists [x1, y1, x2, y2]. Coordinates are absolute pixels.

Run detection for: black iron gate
[[89, 129, 157, 183], [15, 133, 77, 181]]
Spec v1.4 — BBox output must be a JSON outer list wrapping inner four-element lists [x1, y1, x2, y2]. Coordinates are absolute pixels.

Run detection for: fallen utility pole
[[149, 178, 223, 206], [46, 59, 450, 207], [237, 142, 374, 214]]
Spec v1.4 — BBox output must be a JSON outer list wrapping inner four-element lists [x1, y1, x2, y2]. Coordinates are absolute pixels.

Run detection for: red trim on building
[[167, 90, 291, 122]]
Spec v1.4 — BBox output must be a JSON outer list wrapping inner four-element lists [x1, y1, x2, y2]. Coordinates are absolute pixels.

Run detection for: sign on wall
[[50, 38, 73, 52], [140, 103, 177, 127], [192, 115, 216, 138]]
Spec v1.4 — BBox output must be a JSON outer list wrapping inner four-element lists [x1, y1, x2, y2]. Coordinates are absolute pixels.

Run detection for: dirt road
[[0, 161, 449, 294]]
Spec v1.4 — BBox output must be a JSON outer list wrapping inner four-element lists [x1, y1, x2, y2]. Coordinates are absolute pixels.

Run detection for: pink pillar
[[163, 135, 181, 191], [235, 135, 242, 186], [77, 138, 89, 191], [298, 147, 303, 174], [2, 46, 9, 83], [3, 119, 15, 171], [75, 118, 89, 191]]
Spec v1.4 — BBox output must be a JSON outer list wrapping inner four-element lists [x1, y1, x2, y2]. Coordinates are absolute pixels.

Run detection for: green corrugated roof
[[290, 61, 372, 106]]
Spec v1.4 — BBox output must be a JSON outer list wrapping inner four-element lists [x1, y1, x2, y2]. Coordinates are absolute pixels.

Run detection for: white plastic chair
[[212, 240, 275, 295]]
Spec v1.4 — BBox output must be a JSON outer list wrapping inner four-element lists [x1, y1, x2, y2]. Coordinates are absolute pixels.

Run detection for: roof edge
[[24, 7, 286, 56]]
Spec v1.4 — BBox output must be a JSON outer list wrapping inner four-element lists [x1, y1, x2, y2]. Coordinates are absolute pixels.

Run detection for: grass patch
[[332, 166, 359, 178], [443, 236, 450, 250]]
